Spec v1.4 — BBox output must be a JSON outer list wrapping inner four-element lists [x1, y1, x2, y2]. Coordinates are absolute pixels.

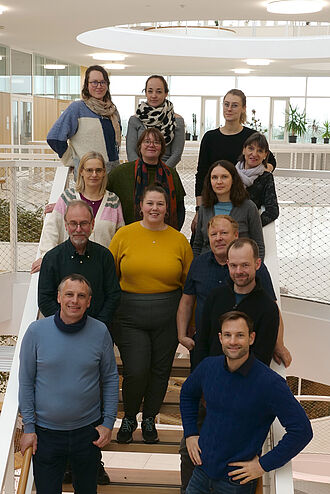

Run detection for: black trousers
[[113, 290, 181, 418]]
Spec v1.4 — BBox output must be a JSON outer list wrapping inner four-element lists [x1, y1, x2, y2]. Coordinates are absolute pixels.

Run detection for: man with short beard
[[38, 200, 120, 327], [193, 237, 279, 369], [180, 311, 312, 494]]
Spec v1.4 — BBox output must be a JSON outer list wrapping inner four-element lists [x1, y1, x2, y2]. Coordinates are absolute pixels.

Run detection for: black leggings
[[112, 289, 181, 418]]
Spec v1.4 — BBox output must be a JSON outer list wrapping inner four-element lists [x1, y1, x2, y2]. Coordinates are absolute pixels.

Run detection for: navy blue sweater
[[180, 354, 312, 480]]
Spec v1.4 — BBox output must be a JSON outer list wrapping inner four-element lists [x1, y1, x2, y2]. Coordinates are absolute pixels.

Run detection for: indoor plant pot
[[321, 121, 330, 144], [285, 104, 307, 143]]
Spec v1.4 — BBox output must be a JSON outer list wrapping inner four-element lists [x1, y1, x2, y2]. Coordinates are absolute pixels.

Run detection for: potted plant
[[248, 109, 267, 134], [285, 104, 307, 143], [185, 130, 191, 141], [321, 121, 330, 144], [192, 113, 198, 141], [309, 119, 319, 144]]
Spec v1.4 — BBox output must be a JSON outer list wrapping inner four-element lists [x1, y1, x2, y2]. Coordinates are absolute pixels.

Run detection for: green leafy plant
[[285, 104, 307, 137], [309, 119, 319, 137], [0, 199, 44, 242], [321, 120, 330, 139]]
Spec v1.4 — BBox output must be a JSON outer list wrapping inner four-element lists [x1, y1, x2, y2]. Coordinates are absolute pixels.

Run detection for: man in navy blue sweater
[[19, 274, 119, 494], [180, 311, 312, 494]]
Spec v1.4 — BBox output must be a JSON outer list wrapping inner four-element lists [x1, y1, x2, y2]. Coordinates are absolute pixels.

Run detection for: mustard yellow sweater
[[110, 222, 193, 293]]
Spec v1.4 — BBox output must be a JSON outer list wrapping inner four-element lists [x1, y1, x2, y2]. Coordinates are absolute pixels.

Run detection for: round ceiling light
[[103, 63, 126, 70], [244, 59, 272, 66], [91, 52, 126, 61], [267, 0, 324, 14], [232, 68, 253, 74]]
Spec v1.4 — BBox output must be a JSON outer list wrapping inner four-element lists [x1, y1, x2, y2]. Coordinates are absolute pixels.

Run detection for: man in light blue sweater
[[19, 274, 119, 494], [180, 311, 312, 494]]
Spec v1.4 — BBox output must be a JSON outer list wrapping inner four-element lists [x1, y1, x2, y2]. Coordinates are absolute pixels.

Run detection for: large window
[[11, 50, 32, 95], [0, 44, 10, 92]]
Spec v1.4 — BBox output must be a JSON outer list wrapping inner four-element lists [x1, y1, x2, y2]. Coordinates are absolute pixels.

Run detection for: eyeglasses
[[66, 221, 91, 229], [83, 167, 105, 175], [88, 80, 107, 88], [143, 139, 161, 146]]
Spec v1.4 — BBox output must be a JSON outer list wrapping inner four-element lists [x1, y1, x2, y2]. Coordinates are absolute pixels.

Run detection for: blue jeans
[[33, 423, 101, 494], [186, 467, 257, 494]]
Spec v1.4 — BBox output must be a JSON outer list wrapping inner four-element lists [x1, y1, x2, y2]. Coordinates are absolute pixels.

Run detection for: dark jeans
[[112, 289, 181, 417], [33, 423, 101, 494], [180, 403, 206, 493], [187, 467, 257, 494]]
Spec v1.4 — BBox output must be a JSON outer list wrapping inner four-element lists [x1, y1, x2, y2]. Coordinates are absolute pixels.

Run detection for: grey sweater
[[193, 199, 265, 260], [19, 315, 119, 433], [126, 114, 185, 168]]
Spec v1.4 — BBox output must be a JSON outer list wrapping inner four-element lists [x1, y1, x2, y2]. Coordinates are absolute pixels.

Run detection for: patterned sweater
[[47, 100, 120, 175]]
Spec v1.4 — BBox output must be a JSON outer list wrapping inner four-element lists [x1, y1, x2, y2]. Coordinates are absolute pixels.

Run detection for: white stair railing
[[0, 164, 68, 493]]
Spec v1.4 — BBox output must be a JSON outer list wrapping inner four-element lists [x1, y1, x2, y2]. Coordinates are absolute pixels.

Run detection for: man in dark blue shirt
[[180, 311, 312, 494], [177, 215, 290, 367]]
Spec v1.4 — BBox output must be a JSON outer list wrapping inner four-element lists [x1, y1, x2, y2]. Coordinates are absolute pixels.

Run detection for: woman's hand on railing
[[20, 432, 37, 455], [31, 258, 42, 274]]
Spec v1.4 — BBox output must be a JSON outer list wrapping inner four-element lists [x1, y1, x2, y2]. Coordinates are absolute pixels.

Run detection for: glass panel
[[238, 77, 306, 97], [20, 101, 32, 146], [305, 98, 330, 142], [170, 76, 235, 96], [307, 77, 330, 97], [271, 99, 287, 141], [0, 44, 10, 92], [112, 95, 135, 137], [110, 76, 149, 95], [12, 101, 19, 147], [11, 50, 32, 94], [170, 96, 201, 137], [246, 97, 270, 138], [204, 99, 218, 133]]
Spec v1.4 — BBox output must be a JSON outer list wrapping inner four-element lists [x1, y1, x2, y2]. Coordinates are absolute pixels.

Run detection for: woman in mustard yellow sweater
[[110, 184, 193, 444]]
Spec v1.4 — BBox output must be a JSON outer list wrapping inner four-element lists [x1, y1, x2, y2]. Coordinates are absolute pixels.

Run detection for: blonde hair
[[208, 214, 239, 234], [76, 151, 107, 195]]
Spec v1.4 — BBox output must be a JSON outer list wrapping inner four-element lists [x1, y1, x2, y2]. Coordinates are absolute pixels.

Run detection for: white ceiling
[[1, 0, 330, 76]]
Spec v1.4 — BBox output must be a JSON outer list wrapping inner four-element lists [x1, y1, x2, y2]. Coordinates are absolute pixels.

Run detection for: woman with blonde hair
[[31, 151, 124, 273]]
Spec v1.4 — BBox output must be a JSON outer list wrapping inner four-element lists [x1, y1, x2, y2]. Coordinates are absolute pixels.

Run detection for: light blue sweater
[[19, 315, 119, 433]]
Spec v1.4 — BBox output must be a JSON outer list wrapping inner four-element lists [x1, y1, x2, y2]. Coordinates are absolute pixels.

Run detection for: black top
[[193, 279, 279, 369], [195, 126, 277, 196], [247, 171, 279, 226], [38, 239, 121, 326]]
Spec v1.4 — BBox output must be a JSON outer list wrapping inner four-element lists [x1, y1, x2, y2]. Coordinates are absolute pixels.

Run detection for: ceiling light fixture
[[103, 63, 126, 70], [244, 59, 272, 66], [44, 64, 66, 70], [0, 5, 7, 14], [233, 68, 253, 74], [91, 53, 126, 61], [266, 0, 324, 14]]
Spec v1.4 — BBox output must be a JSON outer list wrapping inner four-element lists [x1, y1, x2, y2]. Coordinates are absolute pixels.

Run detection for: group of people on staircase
[[18, 66, 312, 494]]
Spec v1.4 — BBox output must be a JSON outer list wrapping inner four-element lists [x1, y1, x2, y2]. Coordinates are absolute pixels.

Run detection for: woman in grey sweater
[[193, 160, 265, 260], [126, 75, 185, 168]]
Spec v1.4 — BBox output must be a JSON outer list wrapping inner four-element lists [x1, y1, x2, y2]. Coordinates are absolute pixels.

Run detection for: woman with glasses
[[126, 75, 185, 168], [108, 128, 186, 229], [31, 151, 124, 273], [192, 89, 276, 232], [47, 65, 121, 177]]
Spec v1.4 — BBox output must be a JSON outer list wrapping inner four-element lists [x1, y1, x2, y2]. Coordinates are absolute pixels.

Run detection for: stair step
[[62, 483, 180, 493], [116, 356, 190, 378], [0, 346, 15, 372], [105, 428, 182, 454]]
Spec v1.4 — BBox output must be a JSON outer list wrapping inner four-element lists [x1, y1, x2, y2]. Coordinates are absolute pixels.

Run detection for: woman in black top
[[236, 132, 279, 227], [192, 89, 276, 231]]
